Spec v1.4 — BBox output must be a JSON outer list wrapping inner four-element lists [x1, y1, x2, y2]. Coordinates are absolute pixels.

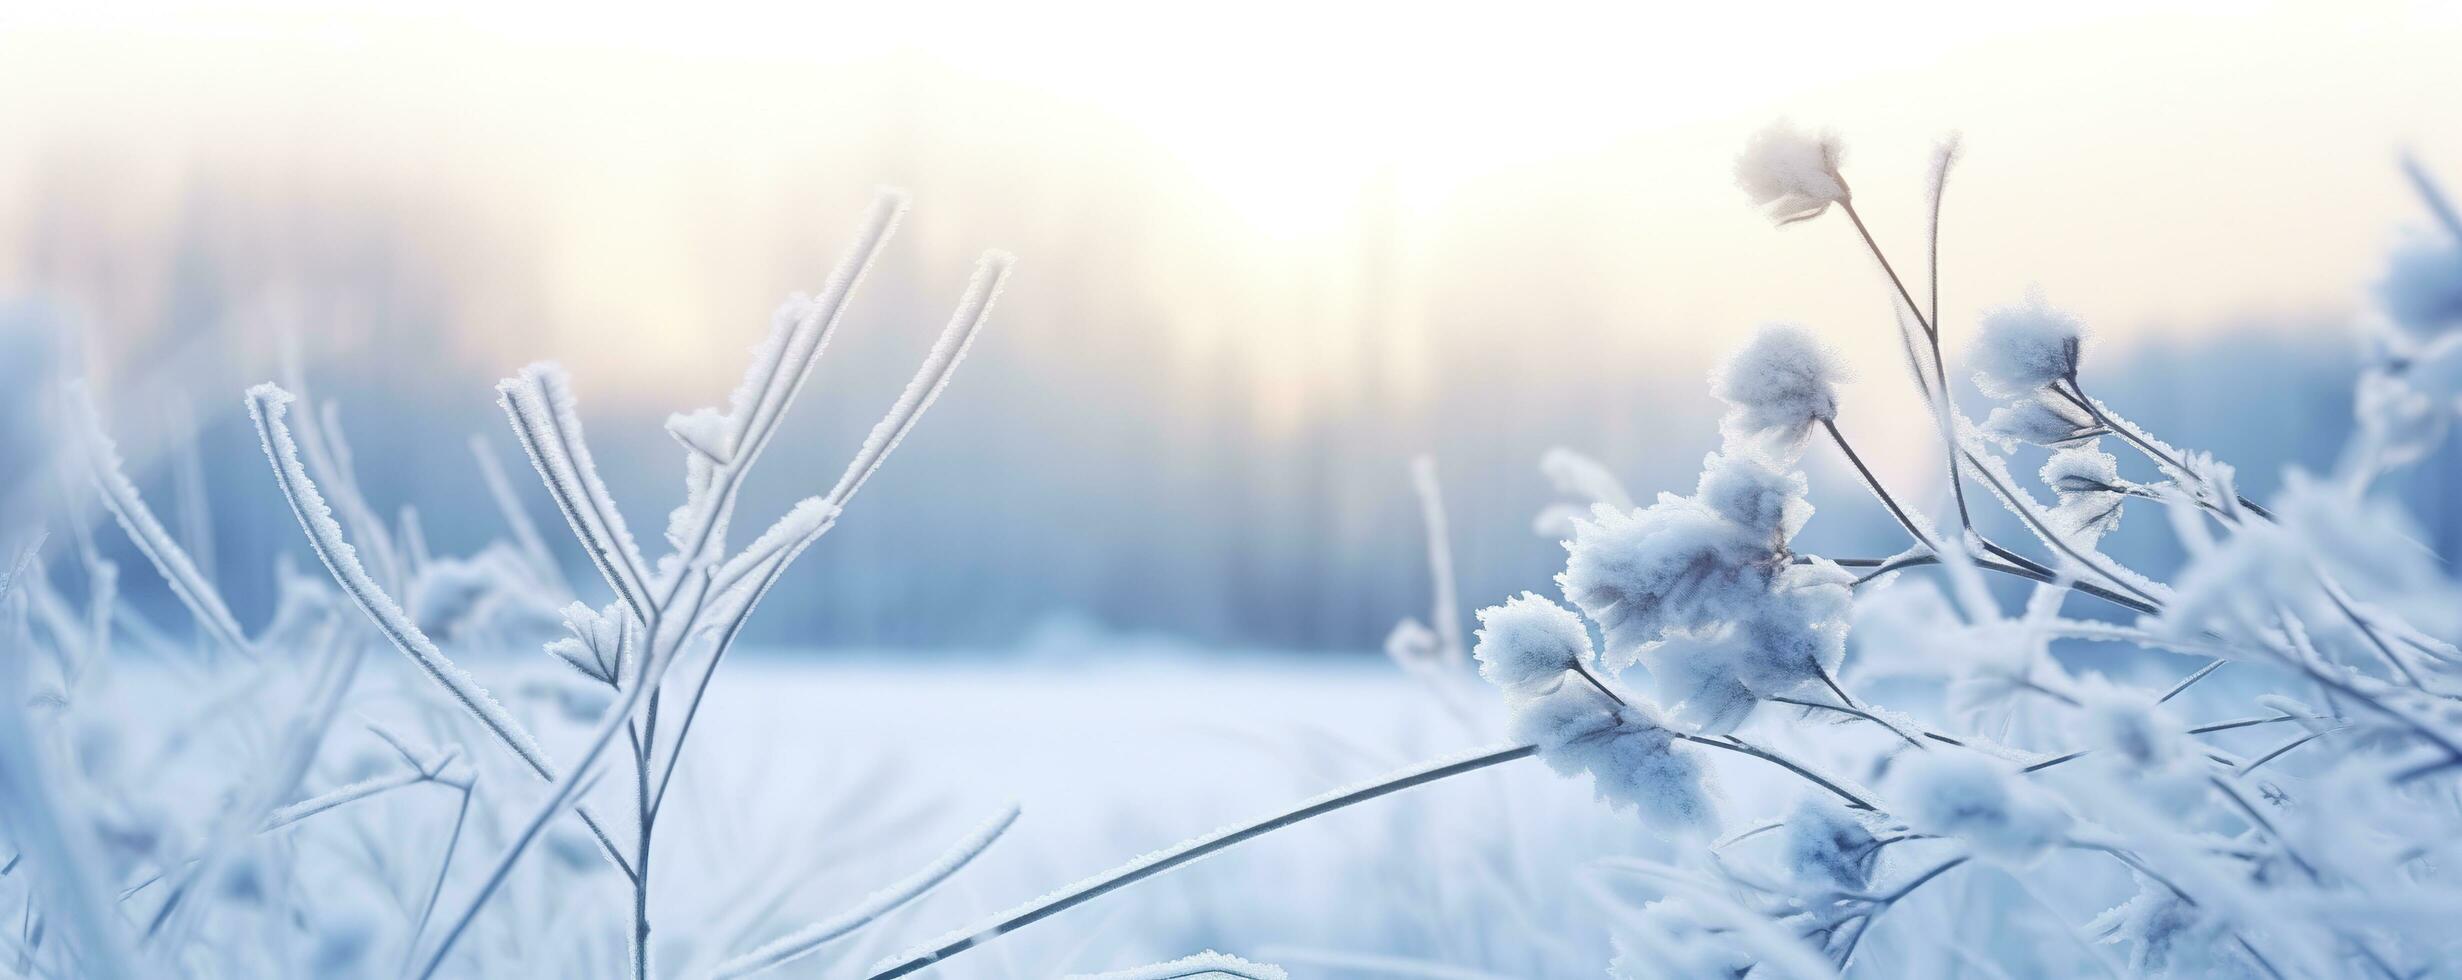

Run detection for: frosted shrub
[[6, 192, 1022, 979]]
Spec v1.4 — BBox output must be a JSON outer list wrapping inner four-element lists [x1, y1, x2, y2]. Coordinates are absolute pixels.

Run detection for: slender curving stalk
[[1822, 419, 1940, 552], [1838, 197, 1972, 531], [249, 384, 638, 882], [865, 745, 1540, 980]]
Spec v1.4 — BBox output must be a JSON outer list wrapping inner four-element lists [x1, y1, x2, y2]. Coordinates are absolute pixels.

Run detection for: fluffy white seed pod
[[1736, 122, 1849, 225], [1472, 593, 1597, 693], [1713, 324, 1846, 457], [1971, 298, 2086, 397]]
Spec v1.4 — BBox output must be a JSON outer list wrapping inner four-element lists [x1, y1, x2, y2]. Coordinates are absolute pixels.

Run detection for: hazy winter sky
[[3, 1, 2459, 467]]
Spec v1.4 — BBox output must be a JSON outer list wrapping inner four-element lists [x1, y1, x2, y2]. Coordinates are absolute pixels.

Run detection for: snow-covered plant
[[6, 191, 1019, 979], [859, 139, 2462, 979]]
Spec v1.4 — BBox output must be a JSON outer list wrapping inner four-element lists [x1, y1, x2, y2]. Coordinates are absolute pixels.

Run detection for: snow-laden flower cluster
[[1713, 323, 1844, 453], [1554, 448, 1850, 732], [1445, 125, 2462, 980], [1473, 594, 1715, 831], [1735, 122, 1849, 226]]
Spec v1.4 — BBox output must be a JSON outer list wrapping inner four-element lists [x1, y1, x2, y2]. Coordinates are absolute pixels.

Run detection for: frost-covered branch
[[66, 383, 254, 659], [248, 384, 636, 880]]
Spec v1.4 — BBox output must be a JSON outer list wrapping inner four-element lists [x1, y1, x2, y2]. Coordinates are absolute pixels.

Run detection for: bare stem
[[1824, 419, 1939, 552], [865, 745, 1540, 980], [1840, 199, 1972, 530]]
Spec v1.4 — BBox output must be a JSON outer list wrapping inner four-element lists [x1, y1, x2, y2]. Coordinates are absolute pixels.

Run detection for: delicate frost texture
[[1559, 499, 1775, 666], [1971, 297, 2086, 397], [1779, 795, 1880, 893], [824, 251, 1014, 510], [1732, 563, 1853, 694], [1885, 753, 2071, 866], [1636, 632, 1761, 734], [2375, 239, 2462, 339], [1064, 951, 1287, 980], [1735, 122, 1848, 225], [2041, 446, 2127, 542], [249, 385, 557, 780], [713, 497, 841, 596], [2089, 880, 2228, 977], [711, 804, 1020, 978], [1982, 397, 2101, 449], [1713, 324, 1844, 451], [1472, 592, 1595, 693], [1695, 449, 1811, 541], [66, 382, 253, 657], [545, 601, 626, 685], [1633, 563, 1851, 733], [1507, 681, 1713, 832], [497, 363, 654, 613], [664, 191, 910, 568]]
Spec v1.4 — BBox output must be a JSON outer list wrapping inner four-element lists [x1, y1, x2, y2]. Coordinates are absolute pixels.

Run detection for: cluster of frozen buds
[[1959, 297, 2145, 542], [1469, 358, 1885, 836], [1472, 594, 1715, 831], [1972, 297, 2098, 444]]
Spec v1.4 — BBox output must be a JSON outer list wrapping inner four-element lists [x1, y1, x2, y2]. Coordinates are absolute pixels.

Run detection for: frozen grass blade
[[661, 189, 909, 578], [825, 250, 1013, 510], [247, 383, 636, 880], [498, 365, 656, 620], [66, 383, 254, 659]]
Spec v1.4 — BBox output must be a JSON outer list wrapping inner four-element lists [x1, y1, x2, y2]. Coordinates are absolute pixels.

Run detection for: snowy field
[[11, 19, 2462, 974], [494, 652, 1665, 978]]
